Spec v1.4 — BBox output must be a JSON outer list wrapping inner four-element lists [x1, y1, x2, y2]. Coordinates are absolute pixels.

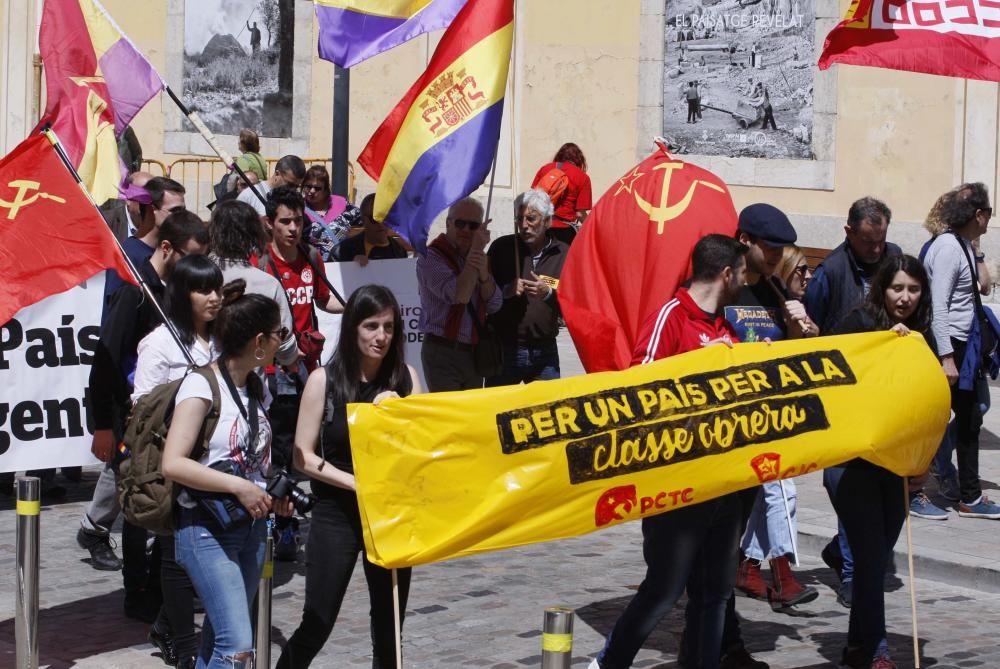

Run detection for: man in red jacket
[[590, 234, 749, 669]]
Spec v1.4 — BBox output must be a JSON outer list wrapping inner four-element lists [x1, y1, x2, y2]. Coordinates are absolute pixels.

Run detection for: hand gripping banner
[[349, 332, 949, 568]]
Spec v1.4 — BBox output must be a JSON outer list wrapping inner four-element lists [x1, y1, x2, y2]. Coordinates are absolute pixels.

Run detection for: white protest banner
[[0, 273, 105, 473], [316, 258, 425, 388]]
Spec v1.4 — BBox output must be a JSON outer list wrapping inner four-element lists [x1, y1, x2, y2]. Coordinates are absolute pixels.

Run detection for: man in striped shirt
[[591, 234, 749, 669]]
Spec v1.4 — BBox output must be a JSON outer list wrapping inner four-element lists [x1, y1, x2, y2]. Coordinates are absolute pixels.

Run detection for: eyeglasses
[[270, 326, 290, 340], [793, 264, 810, 276], [156, 205, 186, 215], [451, 219, 482, 231], [301, 184, 324, 192], [515, 213, 543, 224]]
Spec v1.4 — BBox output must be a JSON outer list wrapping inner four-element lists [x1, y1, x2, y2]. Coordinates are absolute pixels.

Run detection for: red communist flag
[[559, 142, 738, 372], [0, 134, 136, 324], [818, 0, 1000, 81]]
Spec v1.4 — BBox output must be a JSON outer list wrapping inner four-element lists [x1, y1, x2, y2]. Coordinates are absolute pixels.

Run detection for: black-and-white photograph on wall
[[663, 0, 815, 160], [184, 0, 294, 138]]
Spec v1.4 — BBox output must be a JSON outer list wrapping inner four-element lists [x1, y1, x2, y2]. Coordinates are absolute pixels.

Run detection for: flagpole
[[163, 86, 268, 208], [162, 86, 346, 307], [41, 128, 198, 368]]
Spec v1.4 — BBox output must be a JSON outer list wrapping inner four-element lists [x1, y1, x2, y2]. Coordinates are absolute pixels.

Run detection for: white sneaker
[[587, 660, 602, 669]]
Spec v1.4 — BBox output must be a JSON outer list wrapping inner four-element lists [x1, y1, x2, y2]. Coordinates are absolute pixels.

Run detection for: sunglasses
[[793, 264, 810, 276], [157, 205, 186, 215], [980, 207, 993, 218], [452, 218, 482, 231], [270, 326, 290, 340], [301, 184, 324, 192]]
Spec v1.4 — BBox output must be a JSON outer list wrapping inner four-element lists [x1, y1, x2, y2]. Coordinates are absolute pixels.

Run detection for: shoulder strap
[[189, 366, 222, 462], [297, 242, 345, 310], [952, 232, 985, 313]]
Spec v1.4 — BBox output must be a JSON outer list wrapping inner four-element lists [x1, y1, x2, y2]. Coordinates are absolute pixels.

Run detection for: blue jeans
[[740, 480, 796, 560], [823, 466, 855, 582], [485, 341, 560, 387], [597, 494, 741, 669], [176, 506, 266, 669]]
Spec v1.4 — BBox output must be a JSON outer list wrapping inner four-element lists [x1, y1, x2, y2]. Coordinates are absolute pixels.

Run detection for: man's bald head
[[129, 171, 154, 189]]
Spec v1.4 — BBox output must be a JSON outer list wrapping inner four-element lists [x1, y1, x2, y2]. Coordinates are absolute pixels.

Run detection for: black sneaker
[[148, 624, 178, 666], [721, 645, 770, 669], [837, 579, 853, 608], [821, 539, 844, 580], [76, 528, 123, 571]]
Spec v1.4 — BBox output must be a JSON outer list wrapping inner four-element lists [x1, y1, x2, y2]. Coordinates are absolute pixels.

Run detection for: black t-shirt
[[312, 373, 412, 499], [723, 278, 787, 343]]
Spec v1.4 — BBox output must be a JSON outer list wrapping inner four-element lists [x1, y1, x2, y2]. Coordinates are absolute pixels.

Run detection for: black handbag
[[467, 302, 504, 377]]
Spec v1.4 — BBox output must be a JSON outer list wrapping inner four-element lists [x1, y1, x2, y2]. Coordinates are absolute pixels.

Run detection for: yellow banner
[[349, 332, 950, 568]]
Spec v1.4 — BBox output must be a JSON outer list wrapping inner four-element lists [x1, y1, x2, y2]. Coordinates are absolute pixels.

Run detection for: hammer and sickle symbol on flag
[[0, 180, 67, 221], [634, 162, 726, 235]]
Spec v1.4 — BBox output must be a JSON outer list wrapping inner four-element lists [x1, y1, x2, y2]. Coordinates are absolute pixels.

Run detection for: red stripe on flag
[[358, 0, 513, 180]]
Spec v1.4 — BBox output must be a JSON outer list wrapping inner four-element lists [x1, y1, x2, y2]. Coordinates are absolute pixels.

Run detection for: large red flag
[[818, 0, 1000, 81], [0, 134, 136, 324], [559, 142, 738, 372]]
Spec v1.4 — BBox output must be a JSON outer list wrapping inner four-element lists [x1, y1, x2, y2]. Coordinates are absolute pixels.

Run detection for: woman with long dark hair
[[133, 255, 223, 668], [277, 284, 423, 669], [829, 254, 935, 669], [162, 280, 293, 669]]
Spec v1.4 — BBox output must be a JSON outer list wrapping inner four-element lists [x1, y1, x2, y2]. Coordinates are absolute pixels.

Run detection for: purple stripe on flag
[[315, 0, 467, 68], [382, 99, 505, 253], [99, 39, 165, 134]]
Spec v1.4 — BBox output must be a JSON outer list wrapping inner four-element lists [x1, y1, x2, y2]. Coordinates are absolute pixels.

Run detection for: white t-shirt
[[236, 181, 272, 216], [131, 324, 219, 402], [174, 369, 273, 490]]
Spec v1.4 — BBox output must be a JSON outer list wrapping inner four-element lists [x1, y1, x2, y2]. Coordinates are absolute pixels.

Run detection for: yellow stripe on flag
[[373, 23, 512, 221], [314, 0, 436, 19], [79, 0, 123, 60]]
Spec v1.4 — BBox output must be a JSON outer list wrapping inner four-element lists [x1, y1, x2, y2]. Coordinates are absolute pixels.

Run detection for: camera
[[266, 468, 317, 515]]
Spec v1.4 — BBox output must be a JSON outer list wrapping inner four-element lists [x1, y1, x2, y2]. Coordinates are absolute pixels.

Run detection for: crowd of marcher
[[1, 127, 994, 669]]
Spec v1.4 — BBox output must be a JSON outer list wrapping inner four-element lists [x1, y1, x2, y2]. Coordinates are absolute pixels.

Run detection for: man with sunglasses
[[79, 212, 209, 624], [416, 196, 502, 392], [237, 154, 306, 218]]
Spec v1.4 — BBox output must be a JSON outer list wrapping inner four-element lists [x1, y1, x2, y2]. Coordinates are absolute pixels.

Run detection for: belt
[[425, 333, 474, 351]]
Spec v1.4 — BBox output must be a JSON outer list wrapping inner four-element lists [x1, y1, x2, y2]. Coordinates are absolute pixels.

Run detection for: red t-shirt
[[531, 161, 593, 227], [631, 287, 739, 365], [264, 246, 331, 335]]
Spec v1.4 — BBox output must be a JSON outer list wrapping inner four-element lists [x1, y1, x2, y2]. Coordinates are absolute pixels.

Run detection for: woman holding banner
[[133, 254, 223, 668], [277, 285, 423, 669], [829, 254, 934, 669]]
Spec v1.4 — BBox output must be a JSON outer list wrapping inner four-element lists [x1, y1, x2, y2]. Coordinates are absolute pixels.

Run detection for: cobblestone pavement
[[1, 477, 999, 669]]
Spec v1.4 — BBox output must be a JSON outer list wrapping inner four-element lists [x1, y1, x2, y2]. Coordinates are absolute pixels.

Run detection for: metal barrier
[[255, 524, 275, 668], [139, 158, 169, 177], [163, 157, 357, 218], [16, 476, 40, 669], [541, 607, 574, 669]]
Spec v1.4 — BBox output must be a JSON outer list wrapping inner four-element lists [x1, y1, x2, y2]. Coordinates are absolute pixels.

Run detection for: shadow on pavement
[[0, 590, 150, 668]]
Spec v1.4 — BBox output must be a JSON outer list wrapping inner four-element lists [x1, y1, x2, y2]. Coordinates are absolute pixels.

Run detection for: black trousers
[[950, 338, 984, 504], [276, 491, 412, 669], [762, 106, 777, 130], [832, 462, 905, 659], [687, 99, 699, 123], [123, 520, 161, 599], [155, 533, 198, 661]]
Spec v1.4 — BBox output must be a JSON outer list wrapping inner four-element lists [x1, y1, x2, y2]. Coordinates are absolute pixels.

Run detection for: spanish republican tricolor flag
[[35, 0, 166, 203], [358, 0, 514, 252], [819, 0, 1000, 82], [314, 0, 469, 68]]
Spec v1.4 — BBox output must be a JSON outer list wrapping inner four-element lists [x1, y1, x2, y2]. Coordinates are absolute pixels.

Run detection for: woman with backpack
[[276, 285, 423, 669], [161, 280, 294, 669], [531, 142, 593, 246], [133, 255, 222, 668]]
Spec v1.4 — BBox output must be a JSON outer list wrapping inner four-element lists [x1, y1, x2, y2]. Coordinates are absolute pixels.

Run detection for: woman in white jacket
[[135, 254, 222, 668]]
